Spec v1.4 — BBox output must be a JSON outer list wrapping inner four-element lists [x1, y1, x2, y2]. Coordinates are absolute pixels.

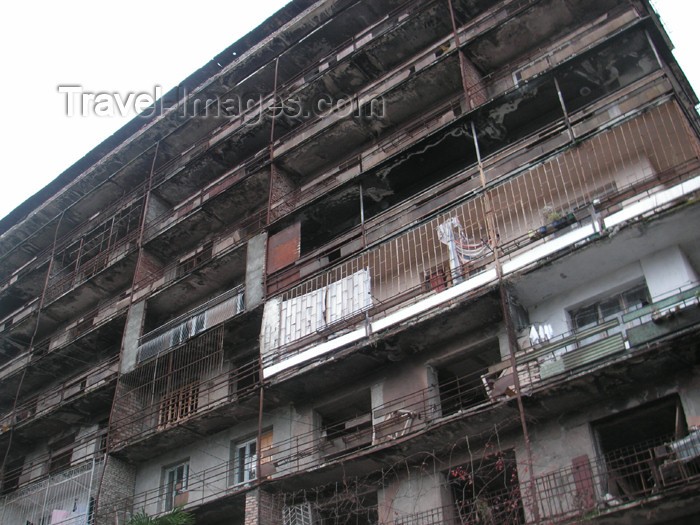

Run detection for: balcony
[[0, 291, 128, 418], [0, 355, 118, 437], [135, 208, 264, 306], [0, 198, 144, 350], [265, 434, 700, 525], [484, 283, 700, 396], [260, 95, 700, 380], [0, 458, 104, 525], [110, 288, 262, 460]]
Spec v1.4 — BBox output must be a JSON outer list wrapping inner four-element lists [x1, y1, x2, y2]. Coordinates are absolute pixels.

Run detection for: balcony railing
[[485, 283, 700, 395], [107, 430, 700, 524], [111, 325, 260, 451], [0, 458, 104, 525], [260, 100, 700, 376], [0, 355, 118, 432], [135, 208, 265, 295], [137, 285, 245, 363], [44, 226, 141, 304]]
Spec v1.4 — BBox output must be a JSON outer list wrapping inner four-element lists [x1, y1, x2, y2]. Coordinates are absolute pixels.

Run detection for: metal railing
[[261, 100, 700, 367], [110, 326, 260, 451], [135, 208, 266, 294], [0, 457, 104, 525], [0, 354, 119, 430]]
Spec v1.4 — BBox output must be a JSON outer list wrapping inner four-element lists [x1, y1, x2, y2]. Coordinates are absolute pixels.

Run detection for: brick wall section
[[94, 455, 136, 525], [134, 250, 162, 286], [461, 54, 487, 110], [269, 166, 296, 220], [245, 488, 284, 525], [110, 382, 152, 448]]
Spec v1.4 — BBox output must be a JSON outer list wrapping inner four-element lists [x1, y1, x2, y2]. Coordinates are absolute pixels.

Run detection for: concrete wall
[[121, 300, 146, 374], [245, 232, 267, 311], [523, 245, 699, 339], [526, 260, 645, 335], [641, 245, 699, 300], [372, 361, 432, 441], [378, 469, 452, 523], [132, 406, 293, 516]]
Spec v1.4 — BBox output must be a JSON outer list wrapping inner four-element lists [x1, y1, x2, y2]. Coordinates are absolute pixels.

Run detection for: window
[[283, 503, 314, 525], [592, 396, 686, 501], [228, 360, 260, 400], [231, 432, 273, 485], [316, 391, 372, 456], [163, 461, 189, 512], [449, 450, 523, 524], [570, 284, 650, 331], [1, 457, 23, 494], [48, 435, 75, 474], [435, 341, 501, 417], [159, 382, 199, 427]]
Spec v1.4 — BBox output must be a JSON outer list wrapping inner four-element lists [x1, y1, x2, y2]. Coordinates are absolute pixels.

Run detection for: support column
[[245, 488, 283, 525]]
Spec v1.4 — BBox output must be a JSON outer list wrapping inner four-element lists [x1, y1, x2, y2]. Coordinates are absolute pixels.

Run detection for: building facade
[[1, 0, 700, 523]]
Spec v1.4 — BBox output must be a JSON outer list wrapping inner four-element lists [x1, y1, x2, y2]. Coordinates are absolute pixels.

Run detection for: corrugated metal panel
[[263, 269, 373, 355], [561, 333, 626, 370], [138, 290, 244, 363]]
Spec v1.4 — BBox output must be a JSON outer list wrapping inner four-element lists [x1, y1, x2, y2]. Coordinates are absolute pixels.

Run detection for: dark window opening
[[449, 449, 524, 524], [1, 457, 24, 494], [317, 390, 372, 456], [49, 445, 73, 474], [176, 243, 213, 278], [437, 341, 501, 417], [593, 396, 688, 500], [229, 360, 260, 399], [570, 284, 650, 331], [300, 184, 361, 255]]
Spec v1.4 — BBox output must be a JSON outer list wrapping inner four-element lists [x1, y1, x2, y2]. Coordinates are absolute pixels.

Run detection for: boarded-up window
[[268, 222, 301, 274]]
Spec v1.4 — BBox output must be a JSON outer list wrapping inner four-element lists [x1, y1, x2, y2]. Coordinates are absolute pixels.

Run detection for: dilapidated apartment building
[[2, 0, 700, 523]]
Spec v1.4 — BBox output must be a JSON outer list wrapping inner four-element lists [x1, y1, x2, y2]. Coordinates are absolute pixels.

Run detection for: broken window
[[436, 341, 501, 417], [48, 435, 75, 474], [449, 449, 524, 524], [317, 390, 372, 456], [593, 396, 688, 501], [231, 431, 273, 485], [162, 460, 189, 512]]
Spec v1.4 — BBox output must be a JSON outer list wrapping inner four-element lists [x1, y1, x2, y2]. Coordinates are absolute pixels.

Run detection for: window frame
[[232, 437, 257, 486], [162, 460, 189, 512], [569, 284, 650, 331]]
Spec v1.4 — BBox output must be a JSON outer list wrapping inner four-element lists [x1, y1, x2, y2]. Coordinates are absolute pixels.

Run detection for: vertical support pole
[[471, 121, 540, 524], [359, 181, 367, 249], [447, 0, 474, 111], [258, 54, 280, 525], [94, 141, 159, 519], [554, 77, 574, 142], [267, 57, 281, 227], [645, 30, 664, 70], [73, 236, 85, 288], [0, 209, 65, 484]]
